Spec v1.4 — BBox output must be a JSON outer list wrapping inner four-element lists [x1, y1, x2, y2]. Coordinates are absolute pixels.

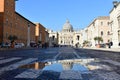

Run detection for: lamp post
[[27, 23, 30, 47]]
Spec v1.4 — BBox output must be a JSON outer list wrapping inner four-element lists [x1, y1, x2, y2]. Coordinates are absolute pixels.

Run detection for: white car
[[15, 43, 25, 48]]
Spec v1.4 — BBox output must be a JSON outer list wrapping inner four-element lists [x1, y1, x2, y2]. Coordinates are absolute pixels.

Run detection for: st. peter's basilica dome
[[62, 20, 73, 32]]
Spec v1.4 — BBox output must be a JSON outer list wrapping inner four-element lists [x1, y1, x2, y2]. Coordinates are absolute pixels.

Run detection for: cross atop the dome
[[66, 19, 70, 23]]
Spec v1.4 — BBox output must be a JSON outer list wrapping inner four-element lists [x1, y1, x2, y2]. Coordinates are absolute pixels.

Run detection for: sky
[[15, 0, 119, 31]]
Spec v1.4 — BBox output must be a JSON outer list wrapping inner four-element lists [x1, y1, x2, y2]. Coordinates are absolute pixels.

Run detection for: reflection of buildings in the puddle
[[19, 58, 97, 72], [34, 62, 46, 70], [61, 62, 73, 70], [35, 62, 39, 70], [87, 65, 101, 70], [19, 62, 46, 70]]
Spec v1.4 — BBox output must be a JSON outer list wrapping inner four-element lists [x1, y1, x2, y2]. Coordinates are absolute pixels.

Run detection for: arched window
[[72, 40, 73, 44], [101, 31, 103, 36], [77, 35, 80, 40], [52, 36, 55, 40], [107, 22, 109, 26], [61, 40, 63, 43]]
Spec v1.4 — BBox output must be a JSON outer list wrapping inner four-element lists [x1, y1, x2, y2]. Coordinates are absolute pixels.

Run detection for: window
[[107, 31, 110, 35], [6, 1, 9, 6], [101, 22, 103, 26], [15, 23, 17, 27], [107, 22, 109, 26], [6, 32, 8, 38], [10, 23, 12, 27], [110, 21, 113, 32], [6, 19, 8, 25], [101, 31, 103, 36], [117, 16, 120, 28]]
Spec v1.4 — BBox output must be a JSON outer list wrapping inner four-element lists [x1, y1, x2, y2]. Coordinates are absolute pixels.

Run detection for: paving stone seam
[[0, 58, 38, 75]]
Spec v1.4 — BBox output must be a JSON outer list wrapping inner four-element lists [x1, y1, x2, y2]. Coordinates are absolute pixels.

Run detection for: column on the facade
[[117, 17, 120, 46]]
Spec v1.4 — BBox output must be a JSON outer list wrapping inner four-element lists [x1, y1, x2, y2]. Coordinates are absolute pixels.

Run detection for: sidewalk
[[0, 47, 37, 51], [83, 47, 120, 52]]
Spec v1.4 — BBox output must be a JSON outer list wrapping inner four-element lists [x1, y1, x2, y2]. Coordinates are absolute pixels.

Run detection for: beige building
[[48, 30, 58, 47], [109, 1, 120, 48], [85, 16, 111, 47]]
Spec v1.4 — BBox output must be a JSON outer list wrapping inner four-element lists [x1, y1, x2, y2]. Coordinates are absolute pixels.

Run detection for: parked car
[[100, 44, 106, 48], [19, 43, 25, 47], [15, 43, 25, 48], [30, 42, 37, 47], [1, 43, 11, 48]]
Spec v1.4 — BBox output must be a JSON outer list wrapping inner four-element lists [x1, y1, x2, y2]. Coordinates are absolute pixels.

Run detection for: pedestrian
[[108, 43, 111, 48]]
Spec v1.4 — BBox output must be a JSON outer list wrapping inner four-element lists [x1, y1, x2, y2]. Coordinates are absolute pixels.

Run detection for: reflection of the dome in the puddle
[[19, 59, 95, 72], [62, 62, 73, 70]]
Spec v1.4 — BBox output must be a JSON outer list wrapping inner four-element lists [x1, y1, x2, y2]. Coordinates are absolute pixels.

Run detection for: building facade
[[0, 0, 36, 46], [85, 16, 111, 47], [58, 20, 82, 47], [35, 23, 48, 45], [109, 1, 120, 48], [48, 30, 58, 47]]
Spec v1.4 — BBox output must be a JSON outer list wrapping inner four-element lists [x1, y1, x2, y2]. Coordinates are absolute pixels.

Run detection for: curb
[[81, 47, 120, 52]]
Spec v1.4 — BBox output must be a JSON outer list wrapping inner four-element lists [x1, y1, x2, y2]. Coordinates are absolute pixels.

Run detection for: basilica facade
[[49, 20, 83, 47]]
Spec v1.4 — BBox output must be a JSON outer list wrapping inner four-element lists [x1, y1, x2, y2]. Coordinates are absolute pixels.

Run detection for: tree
[[94, 36, 103, 44], [8, 35, 18, 43], [83, 40, 89, 47], [8, 35, 18, 48], [94, 37, 97, 44]]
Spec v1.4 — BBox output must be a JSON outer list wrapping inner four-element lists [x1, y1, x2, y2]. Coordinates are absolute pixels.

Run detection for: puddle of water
[[19, 59, 95, 72], [43, 63, 63, 72]]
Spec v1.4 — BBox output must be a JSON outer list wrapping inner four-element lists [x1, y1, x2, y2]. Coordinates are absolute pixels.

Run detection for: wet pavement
[[0, 47, 120, 80]]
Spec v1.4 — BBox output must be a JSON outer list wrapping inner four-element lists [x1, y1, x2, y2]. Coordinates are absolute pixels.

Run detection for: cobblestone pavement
[[0, 47, 120, 80]]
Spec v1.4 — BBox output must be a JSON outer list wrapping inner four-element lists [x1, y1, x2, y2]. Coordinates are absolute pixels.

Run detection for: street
[[0, 47, 120, 80]]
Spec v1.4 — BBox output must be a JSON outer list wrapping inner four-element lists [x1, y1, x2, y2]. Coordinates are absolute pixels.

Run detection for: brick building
[[35, 23, 48, 45], [0, 0, 36, 46]]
